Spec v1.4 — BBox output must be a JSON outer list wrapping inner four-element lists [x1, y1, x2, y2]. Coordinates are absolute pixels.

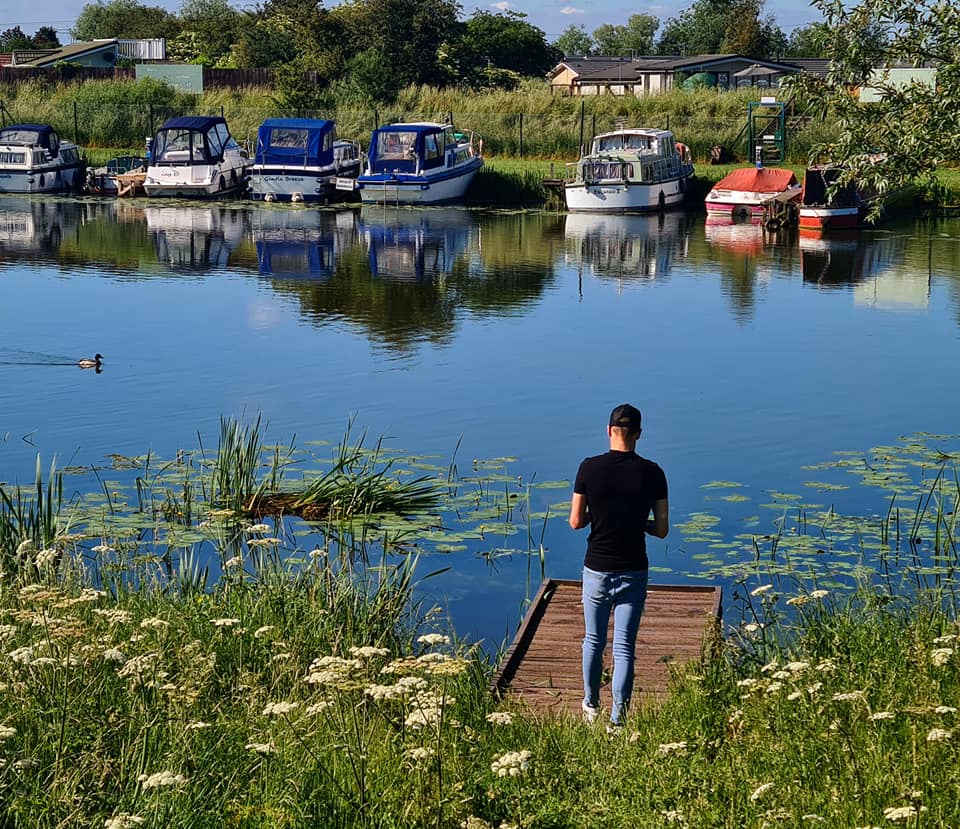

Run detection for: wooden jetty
[[492, 579, 722, 717], [116, 170, 147, 198]]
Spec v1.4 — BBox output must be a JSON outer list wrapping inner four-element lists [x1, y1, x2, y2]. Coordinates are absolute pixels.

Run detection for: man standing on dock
[[569, 403, 669, 729]]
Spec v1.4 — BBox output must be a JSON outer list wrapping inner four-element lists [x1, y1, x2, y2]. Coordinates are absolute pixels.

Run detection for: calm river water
[[2, 195, 959, 649]]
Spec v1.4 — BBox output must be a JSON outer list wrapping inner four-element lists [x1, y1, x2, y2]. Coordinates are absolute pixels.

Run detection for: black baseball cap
[[609, 403, 642, 430]]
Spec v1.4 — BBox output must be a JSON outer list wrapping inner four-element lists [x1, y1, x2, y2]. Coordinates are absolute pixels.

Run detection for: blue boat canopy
[[368, 122, 454, 174], [152, 115, 240, 164], [0, 123, 61, 152], [255, 118, 335, 166]]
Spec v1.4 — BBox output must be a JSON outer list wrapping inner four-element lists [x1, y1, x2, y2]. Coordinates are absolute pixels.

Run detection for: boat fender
[[478, 138, 483, 157], [658, 191, 666, 211]]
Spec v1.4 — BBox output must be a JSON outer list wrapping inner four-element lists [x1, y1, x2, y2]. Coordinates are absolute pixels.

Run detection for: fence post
[[73, 101, 79, 144], [149, 104, 154, 140], [374, 109, 379, 130], [519, 113, 523, 158], [578, 99, 585, 153], [666, 114, 670, 131], [591, 113, 595, 142], [221, 104, 224, 118]]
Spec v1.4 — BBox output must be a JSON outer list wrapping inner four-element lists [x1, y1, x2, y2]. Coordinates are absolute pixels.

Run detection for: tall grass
[[0, 78, 836, 164]]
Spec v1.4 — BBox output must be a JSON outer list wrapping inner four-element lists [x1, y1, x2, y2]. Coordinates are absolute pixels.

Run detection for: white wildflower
[[743, 623, 760, 633], [254, 626, 275, 638], [91, 544, 115, 554], [246, 742, 275, 754], [831, 690, 865, 702], [931, 648, 953, 666], [771, 670, 791, 680], [883, 805, 926, 821], [784, 661, 810, 673], [750, 782, 774, 802], [92, 608, 133, 624], [933, 634, 957, 644], [349, 645, 390, 659], [210, 618, 241, 628], [245, 524, 271, 534], [8, 646, 34, 665], [869, 711, 895, 721], [104, 814, 145, 829], [934, 705, 957, 714], [223, 557, 242, 569], [485, 712, 515, 726], [0, 725, 16, 740], [34, 548, 58, 568], [138, 770, 187, 789], [0, 624, 16, 641], [417, 633, 450, 647], [396, 676, 429, 692], [760, 660, 778, 673], [262, 701, 299, 716], [139, 617, 169, 631], [185, 721, 210, 730], [366, 684, 404, 701], [926, 728, 952, 742], [786, 596, 808, 606], [657, 741, 688, 755], [750, 584, 773, 596], [809, 589, 829, 599], [490, 749, 532, 777], [736, 678, 758, 687], [404, 746, 435, 762], [305, 702, 332, 715], [102, 648, 126, 664], [765, 682, 783, 695]]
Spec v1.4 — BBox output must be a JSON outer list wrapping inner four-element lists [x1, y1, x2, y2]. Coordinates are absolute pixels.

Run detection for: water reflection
[[704, 216, 799, 321], [0, 196, 84, 259], [563, 211, 691, 281], [799, 231, 906, 288], [145, 204, 249, 271], [358, 207, 472, 281], [252, 207, 358, 279]]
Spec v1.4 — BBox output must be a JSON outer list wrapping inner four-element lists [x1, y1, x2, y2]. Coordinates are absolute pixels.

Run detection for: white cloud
[[491, 1, 511, 8], [560, 6, 585, 13]]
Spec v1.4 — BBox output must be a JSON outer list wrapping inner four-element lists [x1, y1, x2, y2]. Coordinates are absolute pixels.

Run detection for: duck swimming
[[78, 353, 103, 369]]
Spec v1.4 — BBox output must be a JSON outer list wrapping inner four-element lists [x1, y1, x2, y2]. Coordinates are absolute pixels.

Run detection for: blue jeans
[[582, 566, 649, 726]]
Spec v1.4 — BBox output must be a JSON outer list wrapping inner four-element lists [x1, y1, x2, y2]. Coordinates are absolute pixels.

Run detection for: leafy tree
[[460, 11, 558, 79], [785, 0, 954, 216], [592, 14, 659, 56], [0, 27, 34, 51], [655, 0, 782, 57], [72, 0, 180, 40], [332, 0, 461, 89], [178, 0, 243, 65], [784, 22, 829, 58], [553, 24, 593, 57], [33, 26, 62, 48]]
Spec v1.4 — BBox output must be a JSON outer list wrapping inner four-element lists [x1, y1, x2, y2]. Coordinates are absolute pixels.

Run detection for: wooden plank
[[492, 578, 722, 717]]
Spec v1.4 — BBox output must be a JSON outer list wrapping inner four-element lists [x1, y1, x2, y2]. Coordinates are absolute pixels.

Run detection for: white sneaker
[[581, 700, 599, 724]]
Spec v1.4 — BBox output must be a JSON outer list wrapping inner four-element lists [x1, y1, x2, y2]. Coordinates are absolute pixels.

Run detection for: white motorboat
[[249, 118, 364, 203], [143, 116, 251, 199], [564, 127, 694, 213], [0, 123, 84, 194], [355, 122, 482, 205]]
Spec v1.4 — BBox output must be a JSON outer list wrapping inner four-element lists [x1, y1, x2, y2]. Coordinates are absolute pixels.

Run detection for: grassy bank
[[2, 421, 960, 826]]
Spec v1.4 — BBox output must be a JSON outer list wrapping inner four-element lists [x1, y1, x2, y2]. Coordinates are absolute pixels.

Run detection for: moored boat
[[798, 161, 885, 233], [355, 122, 482, 205], [86, 155, 147, 195], [143, 116, 251, 199], [705, 166, 801, 221], [0, 124, 84, 194], [564, 127, 694, 213], [248, 118, 364, 203]]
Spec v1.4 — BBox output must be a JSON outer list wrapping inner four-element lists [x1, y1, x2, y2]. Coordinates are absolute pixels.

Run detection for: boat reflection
[[0, 196, 85, 258], [563, 211, 691, 280], [799, 230, 905, 287], [358, 206, 472, 280], [145, 204, 249, 271], [251, 208, 358, 279]]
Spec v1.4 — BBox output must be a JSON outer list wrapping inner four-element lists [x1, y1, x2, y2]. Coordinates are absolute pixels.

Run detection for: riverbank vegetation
[[2, 422, 960, 826]]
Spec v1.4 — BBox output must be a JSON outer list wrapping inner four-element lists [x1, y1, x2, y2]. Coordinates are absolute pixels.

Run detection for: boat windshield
[[0, 128, 46, 146], [375, 131, 418, 161], [596, 133, 652, 153], [154, 128, 210, 163]]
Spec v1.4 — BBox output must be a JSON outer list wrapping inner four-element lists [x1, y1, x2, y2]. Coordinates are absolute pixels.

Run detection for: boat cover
[[0, 123, 60, 151], [255, 118, 334, 166], [714, 166, 798, 192]]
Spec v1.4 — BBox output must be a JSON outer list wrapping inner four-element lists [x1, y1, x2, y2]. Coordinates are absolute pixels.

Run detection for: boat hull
[[249, 162, 362, 203], [705, 188, 801, 220], [357, 158, 482, 205], [144, 160, 250, 199], [798, 206, 861, 231], [564, 175, 690, 213], [0, 162, 84, 194]]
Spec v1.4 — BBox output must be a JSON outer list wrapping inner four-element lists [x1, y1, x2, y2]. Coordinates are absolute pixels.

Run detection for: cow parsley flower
[[485, 712, 515, 726], [750, 584, 773, 597], [417, 633, 450, 647], [490, 749, 532, 777], [931, 648, 953, 666], [104, 814, 145, 829], [926, 727, 952, 742], [750, 782, 774, 802], [138, 770, 187, 789], [262, 701, 299, 716], [657, 741, 688, 755]]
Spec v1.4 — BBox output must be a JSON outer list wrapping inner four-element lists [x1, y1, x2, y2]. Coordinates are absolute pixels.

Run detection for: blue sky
[[1, 0, 820, 50]]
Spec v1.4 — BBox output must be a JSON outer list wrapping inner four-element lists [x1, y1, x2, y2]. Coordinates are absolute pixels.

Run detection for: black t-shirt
[[573, 450, 668, 572]]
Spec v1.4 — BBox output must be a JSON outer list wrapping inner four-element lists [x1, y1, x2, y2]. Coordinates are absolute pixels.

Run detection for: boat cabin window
[[377, 131, 418, 160], [0, 127, 46, 146], [156, 128, 210, 162], [422, 134, 441, 161], [269, 127, 309, 150], [583, 161, 626, 180], [0, 151, 27, 164]]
